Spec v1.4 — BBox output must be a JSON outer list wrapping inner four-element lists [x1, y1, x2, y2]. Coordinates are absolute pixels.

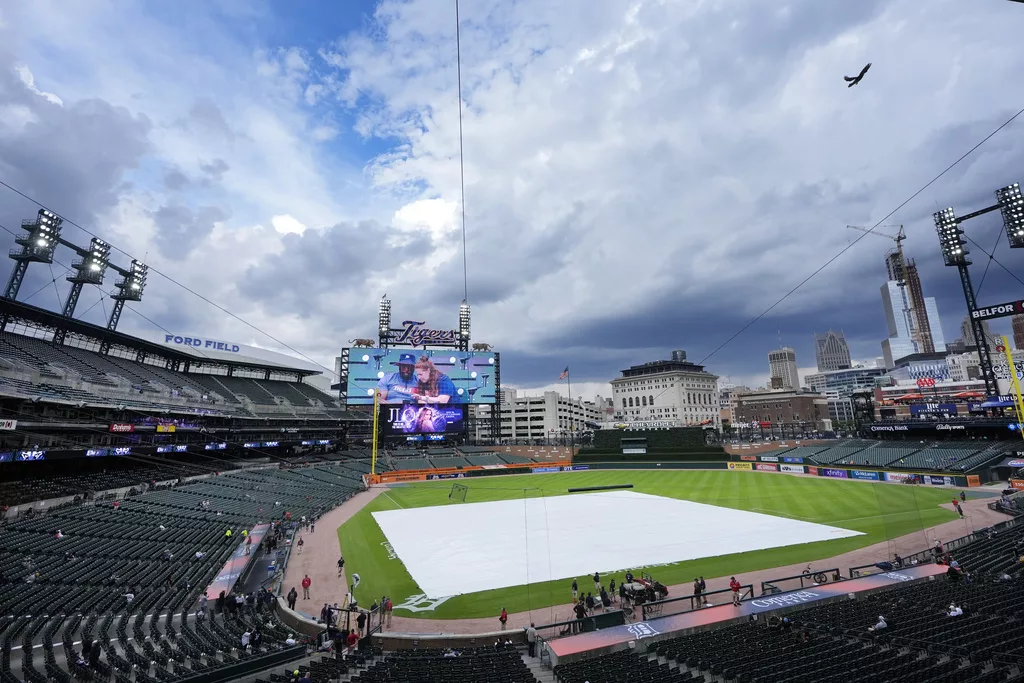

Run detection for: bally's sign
[[971, 299, 1024, 321], [164, 334, 241, 353], [387, 321, 460, 347]]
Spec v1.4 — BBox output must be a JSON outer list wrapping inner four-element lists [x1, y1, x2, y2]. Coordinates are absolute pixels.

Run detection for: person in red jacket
[[499, 607, 508, 630], [729, 577, 742, 606], [301, 575, 312, 600]]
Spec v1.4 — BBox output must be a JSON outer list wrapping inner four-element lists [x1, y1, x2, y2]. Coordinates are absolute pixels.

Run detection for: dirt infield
[[280, 478, 1008, 636]]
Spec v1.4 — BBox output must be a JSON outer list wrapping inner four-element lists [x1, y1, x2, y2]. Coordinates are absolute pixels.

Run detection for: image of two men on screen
[[377, 353, 461, 435]]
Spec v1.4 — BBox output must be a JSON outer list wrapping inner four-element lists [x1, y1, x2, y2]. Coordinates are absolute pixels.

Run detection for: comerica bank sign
[[163, 335, 241, 353]]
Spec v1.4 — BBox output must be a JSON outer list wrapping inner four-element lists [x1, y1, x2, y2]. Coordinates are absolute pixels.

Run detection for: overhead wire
[[962, 231, 1024, 293], [972, 221, 1007, 298], [697, 104, 1024, 366], [455, 0, 470, 304]]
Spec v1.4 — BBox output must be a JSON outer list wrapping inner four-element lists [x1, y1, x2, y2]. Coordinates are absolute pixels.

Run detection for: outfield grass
[[337, 470, 959, 620]]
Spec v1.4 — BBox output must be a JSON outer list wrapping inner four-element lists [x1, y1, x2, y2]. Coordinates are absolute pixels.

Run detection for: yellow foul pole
[[1000, 335, 1024, 441], [371, 388, 381, 475]]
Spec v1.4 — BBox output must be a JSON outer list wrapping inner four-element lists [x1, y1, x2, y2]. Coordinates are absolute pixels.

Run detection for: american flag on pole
[[559, 366, 569, 380]]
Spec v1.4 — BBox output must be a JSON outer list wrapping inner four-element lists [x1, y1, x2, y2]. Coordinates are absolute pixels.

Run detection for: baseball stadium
[[4, 2, 1024, 683]]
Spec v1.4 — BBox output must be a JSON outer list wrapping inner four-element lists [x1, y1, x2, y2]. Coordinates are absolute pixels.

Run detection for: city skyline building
[[767, 347, 800, 390], [880, 280, 945, 368], [813, 330, 852, 372]]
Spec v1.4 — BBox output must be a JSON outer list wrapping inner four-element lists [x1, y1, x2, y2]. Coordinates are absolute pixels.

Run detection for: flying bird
[[844, 63, 872, 87]]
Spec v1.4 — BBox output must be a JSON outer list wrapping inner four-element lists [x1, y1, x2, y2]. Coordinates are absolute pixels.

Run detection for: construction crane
[[846, 223, 937, 354], [846, 225, 906, 285]]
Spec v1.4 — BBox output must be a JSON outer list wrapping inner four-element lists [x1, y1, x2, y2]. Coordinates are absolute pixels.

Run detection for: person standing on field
[[571, 578, 578, 601], [729, 577, 741, 606], [499, 607, 508, 630], [593, 571, 601, 593]]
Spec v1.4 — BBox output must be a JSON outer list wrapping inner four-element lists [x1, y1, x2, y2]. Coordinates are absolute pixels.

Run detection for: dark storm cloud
[[150, 203, 229, 260], [514, 293, 888, 387], [433, 200, 587, 306], [0, 54, 152, 244], [236, 220, 434, 317]]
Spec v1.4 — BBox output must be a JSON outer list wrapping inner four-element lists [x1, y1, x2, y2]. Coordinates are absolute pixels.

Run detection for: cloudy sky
[[1, 0, 1024, 402]]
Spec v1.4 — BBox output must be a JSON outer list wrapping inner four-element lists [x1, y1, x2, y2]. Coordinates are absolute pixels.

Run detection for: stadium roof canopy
[[0, 297, 321, 378]]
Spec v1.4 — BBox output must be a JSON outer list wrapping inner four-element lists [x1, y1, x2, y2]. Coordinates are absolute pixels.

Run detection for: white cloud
[[1, 0, 1023, 391], [272, 214, 309, 235], [14, 64, 63, 106]]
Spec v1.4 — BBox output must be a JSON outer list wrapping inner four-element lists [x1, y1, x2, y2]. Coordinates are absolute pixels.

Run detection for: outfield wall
[[726, 456, 979, 488]]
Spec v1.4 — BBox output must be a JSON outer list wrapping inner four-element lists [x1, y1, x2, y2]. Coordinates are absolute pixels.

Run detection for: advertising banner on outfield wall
[[925, 475, 954, 486], [756, 463, 779, 472], [567, 465, 589, 471], [807, 466, 819, 476], [759, 455, 779, 462], [822, 468, 848, 479], [1010, 479, 1024, 490], [851, 470, 880, 481], [728, 462, 753, 471], [883, 472, 915, 483], [740, 455, 757, 461], [783, 456, 803, 463], [967, 475, 981, 487], [427, 473, 466, 480], [532, 467, 560, 474], [780, 464, 805, 473]]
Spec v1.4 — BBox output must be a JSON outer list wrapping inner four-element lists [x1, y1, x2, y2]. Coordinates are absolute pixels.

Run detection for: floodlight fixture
[[68, 238, 111, 286], [15, 209, 63, 263], [105, 260, 148, 332], [378, 296, 392, 336], [933, 207, 970, 267], [459, 299, 471, 340], [4, 209, 65, 300], [996, 182, 1024, 248]]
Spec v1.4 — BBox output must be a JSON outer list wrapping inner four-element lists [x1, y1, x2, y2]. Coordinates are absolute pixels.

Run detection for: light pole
[[933, 182, 1023, 397]]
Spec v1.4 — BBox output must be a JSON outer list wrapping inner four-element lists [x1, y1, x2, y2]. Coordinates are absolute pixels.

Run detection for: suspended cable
[[698, 104, 1024, 366], [455, 0, 470, 303], [962, 232, 1024, 291], [972, 222, 1008, 298]]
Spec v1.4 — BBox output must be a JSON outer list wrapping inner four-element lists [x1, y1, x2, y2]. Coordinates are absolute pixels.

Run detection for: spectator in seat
[[868, 615, 887, 632], [947, 603, 963, 617]]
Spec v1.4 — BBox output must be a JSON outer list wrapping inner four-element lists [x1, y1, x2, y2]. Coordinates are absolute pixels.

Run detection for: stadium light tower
[[459, 299, 471, 351], [4, 209, 63, 300], [378, 295, 392, 348], [933, 196, 1010, 396], [62, 237, 111, 317], [106, 259, 148, 332], [51, 237, 112, 344]]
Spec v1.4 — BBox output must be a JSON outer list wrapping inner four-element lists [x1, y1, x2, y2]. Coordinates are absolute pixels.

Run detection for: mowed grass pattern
[[337, 470, 958, 620]]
